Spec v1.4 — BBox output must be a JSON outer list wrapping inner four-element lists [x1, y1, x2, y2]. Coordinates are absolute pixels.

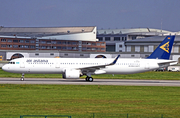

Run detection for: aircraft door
[[55, 62, 60, 68], [145, 63, 149, 69], [20, 61, 25, 68]]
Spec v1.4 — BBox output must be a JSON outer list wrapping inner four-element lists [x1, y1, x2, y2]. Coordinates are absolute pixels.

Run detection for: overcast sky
[[0, 0, 180, 31]]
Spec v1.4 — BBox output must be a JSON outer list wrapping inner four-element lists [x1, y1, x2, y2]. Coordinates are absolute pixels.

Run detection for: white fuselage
[[2, 58, 164, 75]]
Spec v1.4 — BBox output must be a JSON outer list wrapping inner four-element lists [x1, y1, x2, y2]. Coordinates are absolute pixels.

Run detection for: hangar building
[[97, 28, 175, 52], [0, 26, 106, 52]]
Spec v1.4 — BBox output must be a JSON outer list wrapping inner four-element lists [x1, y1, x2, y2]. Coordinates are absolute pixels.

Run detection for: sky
[[0, 0, 180, 31]]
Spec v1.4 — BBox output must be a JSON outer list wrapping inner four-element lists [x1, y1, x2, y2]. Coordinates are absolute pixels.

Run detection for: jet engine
[[62, 69, 80, 79]]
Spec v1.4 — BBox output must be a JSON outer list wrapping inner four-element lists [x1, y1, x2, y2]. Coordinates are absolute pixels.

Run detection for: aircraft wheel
[[85, 77, 89, 81], [21, 73, 25, 81], [20, 78, 24, 81], [88, 77, 93, 82]]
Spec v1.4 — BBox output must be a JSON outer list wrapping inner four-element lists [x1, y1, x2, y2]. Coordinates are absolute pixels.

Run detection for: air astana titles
[[26, 59, 48, 63]]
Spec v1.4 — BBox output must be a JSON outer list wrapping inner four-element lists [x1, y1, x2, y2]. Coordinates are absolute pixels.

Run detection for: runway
[[0, 78, 180, 86]]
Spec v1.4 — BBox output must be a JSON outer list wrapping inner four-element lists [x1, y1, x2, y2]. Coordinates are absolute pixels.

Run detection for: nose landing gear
[[21, 73, 25, 81]]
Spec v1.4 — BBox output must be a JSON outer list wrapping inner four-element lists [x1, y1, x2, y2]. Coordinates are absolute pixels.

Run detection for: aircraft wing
[[77, 55, 120, 74]]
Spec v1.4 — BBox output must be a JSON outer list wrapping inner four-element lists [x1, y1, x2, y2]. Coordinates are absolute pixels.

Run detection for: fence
[[0, 114, 179, 118], [71, 113, 180, 118], [20, 115, 71, 118], [0, 115, 71, 118]]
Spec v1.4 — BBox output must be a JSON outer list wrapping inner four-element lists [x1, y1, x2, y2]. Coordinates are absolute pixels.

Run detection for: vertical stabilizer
[[147, 36, 175, 59]]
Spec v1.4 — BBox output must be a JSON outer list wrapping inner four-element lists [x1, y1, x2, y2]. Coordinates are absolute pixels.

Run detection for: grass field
[[0, 85, 180, 118], [1, 69, 180, 118], [0, 69, 180, 80]]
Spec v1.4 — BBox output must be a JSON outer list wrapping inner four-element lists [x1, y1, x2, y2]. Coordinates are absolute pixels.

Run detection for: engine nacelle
[[63, 69, 80, 79]]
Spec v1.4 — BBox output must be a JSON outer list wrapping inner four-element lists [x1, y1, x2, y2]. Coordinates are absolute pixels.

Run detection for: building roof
[[126, 35, 180, 42], [97, 28, 173, 35], [0, 26, 95, 37], [125, 35, 180, 45]]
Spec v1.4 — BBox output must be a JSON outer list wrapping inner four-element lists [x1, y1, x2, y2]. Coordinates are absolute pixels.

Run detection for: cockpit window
[[8, 62, 15, 64]]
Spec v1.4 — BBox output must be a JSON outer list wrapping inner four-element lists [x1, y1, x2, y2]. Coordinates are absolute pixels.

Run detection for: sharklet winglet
[[109, 54, 120, 65]]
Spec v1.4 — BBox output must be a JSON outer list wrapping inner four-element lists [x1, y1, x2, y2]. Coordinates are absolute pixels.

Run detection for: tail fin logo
[[160, 41, 169, 53]]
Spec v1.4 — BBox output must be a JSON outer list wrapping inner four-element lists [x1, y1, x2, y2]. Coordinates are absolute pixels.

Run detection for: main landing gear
[[85, 76, 93, 82], [21, 73, 25, 81]]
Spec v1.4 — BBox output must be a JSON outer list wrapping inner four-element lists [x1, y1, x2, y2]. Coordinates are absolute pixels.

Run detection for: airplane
[[2, 35, 176, 82]]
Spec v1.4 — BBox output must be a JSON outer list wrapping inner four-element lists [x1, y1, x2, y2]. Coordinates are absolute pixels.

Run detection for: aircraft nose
[[2, 65, 8, 71]]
